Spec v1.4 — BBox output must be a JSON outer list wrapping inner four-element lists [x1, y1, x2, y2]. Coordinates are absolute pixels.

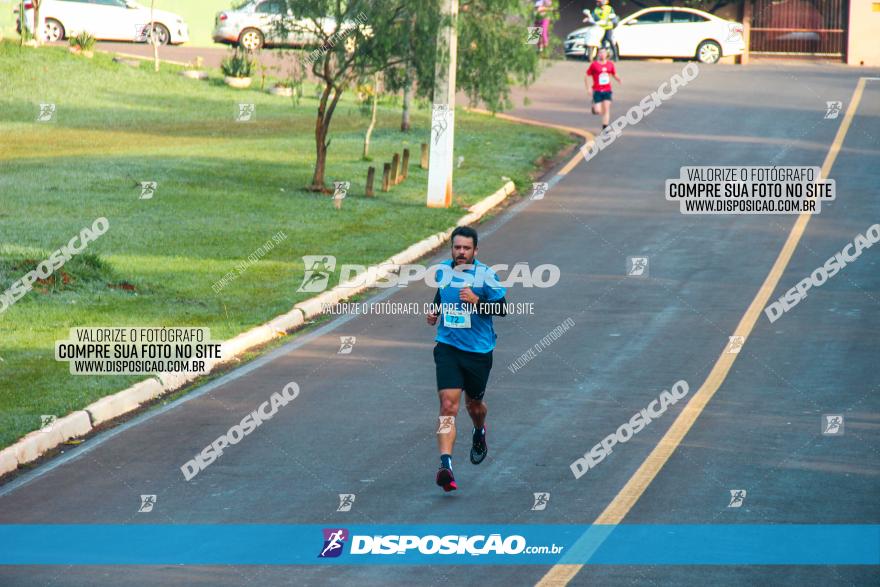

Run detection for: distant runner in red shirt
[[585, 48, 621, 132]]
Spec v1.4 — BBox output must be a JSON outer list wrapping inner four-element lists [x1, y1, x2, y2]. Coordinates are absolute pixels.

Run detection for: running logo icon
[[725, 335, 745, 354], [37, 103, 56, 122], [298, 255, 336, 292], [338, 336, 356, 354], [727, 489, 746, 508], [530, 182, 549, 201], [319, 528, 349, 558], [39, 415, 57, 428], [526, 27, 541, 44], [138, 494, 157, 513], [822, 414, 844, 435], [437, 416, 455, 434], [627, 256, 649, 277], [337, 494, 355, 512], [531, 492, 550, 511], [333, 181, 350, 200], [139, 181, 157, 200], [824, 101, 843, 119], [236, 103, 256, 122], [431, 104, 451, 146]]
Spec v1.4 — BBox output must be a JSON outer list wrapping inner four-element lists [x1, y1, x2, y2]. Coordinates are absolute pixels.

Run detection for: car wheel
[[696, 40, 721, 64], [146, 23, 170, 45], [239, 28, 264, 51], [43, 18, 64, 42]]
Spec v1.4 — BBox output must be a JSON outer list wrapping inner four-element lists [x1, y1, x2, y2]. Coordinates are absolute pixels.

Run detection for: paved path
[[2, 59, 878, 586]]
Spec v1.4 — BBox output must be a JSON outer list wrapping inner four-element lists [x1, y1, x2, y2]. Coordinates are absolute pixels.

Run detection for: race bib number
[[598, 72, 610, 85], [443, 309, 472, 329]]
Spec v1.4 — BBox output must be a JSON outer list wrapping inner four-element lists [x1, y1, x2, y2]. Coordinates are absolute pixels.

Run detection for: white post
[[426, 0, 458, 208]]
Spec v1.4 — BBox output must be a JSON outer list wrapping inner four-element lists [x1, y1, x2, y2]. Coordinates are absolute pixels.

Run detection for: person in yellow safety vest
[[592, 0, 618, 60]]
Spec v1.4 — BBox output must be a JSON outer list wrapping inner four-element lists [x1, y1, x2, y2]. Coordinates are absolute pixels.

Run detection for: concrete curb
[[0, 448, 16, 477], [85, 379, 164, 427], [101, 49, 190, 68], [7, 411, 92, 473], [1, 136, 544, 478]]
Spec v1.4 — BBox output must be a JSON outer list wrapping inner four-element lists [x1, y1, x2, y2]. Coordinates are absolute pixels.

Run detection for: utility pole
[[426, 0, 458, 208]]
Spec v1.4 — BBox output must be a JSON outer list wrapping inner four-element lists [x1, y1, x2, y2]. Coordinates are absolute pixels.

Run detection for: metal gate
[[750, 0, 847, 57]]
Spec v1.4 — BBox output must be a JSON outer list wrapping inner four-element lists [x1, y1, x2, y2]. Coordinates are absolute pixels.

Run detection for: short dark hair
[[451, 226, 478, 248]]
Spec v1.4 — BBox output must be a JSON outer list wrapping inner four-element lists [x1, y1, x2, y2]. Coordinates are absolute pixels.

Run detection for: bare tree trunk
[[151, 0, 159, 72], [400, 67, 412, 132], [363, 73, 379, 159], [311, 83, 332, 191], [32, 0, 41, 46], [311, 82, 343, 191]]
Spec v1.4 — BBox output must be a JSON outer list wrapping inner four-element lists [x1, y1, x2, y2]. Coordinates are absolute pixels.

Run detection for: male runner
[[427, 226, 507, 492], [586, 47, 621, 132]]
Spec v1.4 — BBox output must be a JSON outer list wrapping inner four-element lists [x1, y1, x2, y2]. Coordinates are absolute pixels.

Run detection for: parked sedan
[[16, 0, 188, 45], [565, 6, 744, 64], [213, 0, 335, 50]]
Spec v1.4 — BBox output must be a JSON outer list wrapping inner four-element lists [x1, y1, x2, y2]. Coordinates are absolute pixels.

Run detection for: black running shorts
[[593, 90, 612, 103], [433, 342, 493, 401]]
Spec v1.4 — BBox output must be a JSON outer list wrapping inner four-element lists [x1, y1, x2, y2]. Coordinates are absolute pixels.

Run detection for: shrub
[[69, 31, 96, 52], [221, 49, 254, 78]]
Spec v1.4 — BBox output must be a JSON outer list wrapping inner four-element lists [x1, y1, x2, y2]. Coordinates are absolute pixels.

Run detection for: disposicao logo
[[319, 528, 349, 558]]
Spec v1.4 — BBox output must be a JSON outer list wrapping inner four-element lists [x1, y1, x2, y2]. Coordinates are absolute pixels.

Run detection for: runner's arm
[[474, 268, 507, 316], [427, 290, 441, 326]]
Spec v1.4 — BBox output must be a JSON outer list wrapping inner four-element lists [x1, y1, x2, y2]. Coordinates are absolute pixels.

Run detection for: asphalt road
[[1, 58, 879, 586]]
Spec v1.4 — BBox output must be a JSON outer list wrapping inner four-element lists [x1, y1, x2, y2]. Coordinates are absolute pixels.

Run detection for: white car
[[566, 6, 744, 64], [16, 0, 189, 45], [213, 0, 336, 50]]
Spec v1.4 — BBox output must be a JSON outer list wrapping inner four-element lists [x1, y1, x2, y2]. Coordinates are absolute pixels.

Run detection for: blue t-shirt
[[434, 259, 506, 354]]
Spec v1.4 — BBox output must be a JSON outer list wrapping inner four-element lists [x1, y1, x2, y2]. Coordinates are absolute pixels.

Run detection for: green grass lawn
[[0, 40, 574, 450]]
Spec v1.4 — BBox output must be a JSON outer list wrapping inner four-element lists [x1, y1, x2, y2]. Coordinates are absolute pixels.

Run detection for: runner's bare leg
[[465, 396, 486, 431], [437, 388, 461, 455]]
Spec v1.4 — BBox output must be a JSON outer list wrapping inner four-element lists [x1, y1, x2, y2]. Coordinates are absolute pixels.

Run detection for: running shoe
[[470, 426, 487, 464], [436, 467, 457, 492]]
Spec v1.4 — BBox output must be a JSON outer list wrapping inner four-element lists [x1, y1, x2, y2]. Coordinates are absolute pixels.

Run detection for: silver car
[[213, 0, 334, 50]]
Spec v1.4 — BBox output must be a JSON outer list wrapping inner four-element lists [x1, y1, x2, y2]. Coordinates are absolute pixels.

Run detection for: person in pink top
[[585, 47, 622, 132], [534, 0, 553, 52]]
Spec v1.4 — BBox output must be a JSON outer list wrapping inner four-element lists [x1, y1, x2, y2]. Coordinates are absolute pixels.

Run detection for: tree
[[379, 5, 441, 132], [276, 1, 407, 191], [31, 0, 43, 46], [359, 73, 380, 159], [385, 1, 542, 130], [276, 0, 542, 192], [150, 0, 159, 72]]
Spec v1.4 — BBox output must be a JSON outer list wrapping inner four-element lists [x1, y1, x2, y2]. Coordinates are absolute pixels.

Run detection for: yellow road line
[[536, 76, 869, 586]]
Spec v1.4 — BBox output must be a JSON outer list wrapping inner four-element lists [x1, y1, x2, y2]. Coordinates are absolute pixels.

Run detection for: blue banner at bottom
[[1, 525, 877, 565]]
